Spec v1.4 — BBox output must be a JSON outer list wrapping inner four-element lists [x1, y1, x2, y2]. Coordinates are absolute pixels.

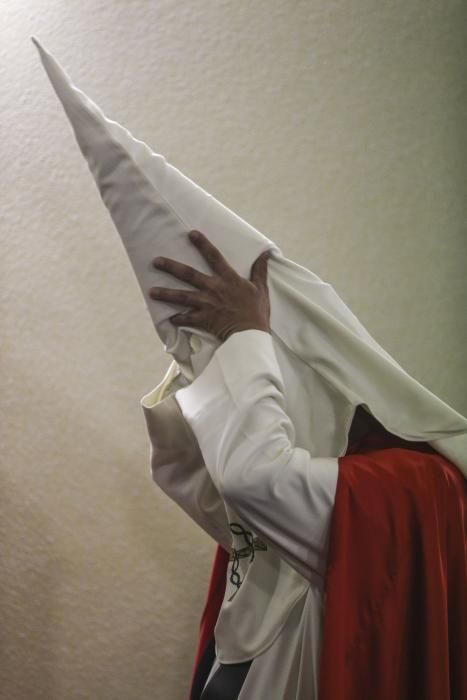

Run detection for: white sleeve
[[140, 364, 232, 554], [174, 329, 339, 580]]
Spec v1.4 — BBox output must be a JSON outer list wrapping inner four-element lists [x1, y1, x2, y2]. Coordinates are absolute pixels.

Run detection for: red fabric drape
[[319, 445, 466, 699], [188, 541, 230, 694], [188, 419, 466, 699]]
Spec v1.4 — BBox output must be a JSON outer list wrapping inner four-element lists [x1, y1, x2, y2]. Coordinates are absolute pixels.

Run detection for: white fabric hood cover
[[31, 36, 467, 478]]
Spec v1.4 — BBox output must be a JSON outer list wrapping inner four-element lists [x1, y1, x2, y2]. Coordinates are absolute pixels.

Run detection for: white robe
[[141, 329, 339, 698]]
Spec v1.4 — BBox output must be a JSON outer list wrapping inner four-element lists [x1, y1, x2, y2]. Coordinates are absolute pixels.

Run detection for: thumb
[[250, 250, 271, 284]]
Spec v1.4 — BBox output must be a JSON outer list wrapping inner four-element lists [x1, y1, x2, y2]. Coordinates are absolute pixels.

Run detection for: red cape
[[188, 419, 466, 699]]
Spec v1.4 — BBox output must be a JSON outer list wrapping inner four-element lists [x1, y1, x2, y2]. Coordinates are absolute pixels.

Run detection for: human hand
[[149, 230, 272, 343]]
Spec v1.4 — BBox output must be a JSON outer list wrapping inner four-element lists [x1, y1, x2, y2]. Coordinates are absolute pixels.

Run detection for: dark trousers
[[191, 636, 253, 700]]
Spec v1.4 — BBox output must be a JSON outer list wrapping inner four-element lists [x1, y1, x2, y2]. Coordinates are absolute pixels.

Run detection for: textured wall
[[1, 1, 466, 698]]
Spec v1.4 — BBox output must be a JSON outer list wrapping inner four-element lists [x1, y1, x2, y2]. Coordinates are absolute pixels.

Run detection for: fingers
[[152, 255, 215, 289], [171, 312, 197, 326], [189, 230, 234, 278], [152, 230, 235, 288], [149, 286, 205, 307]]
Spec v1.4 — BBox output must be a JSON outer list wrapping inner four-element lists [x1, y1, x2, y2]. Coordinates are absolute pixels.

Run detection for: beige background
[[1, 1, 466, 698]]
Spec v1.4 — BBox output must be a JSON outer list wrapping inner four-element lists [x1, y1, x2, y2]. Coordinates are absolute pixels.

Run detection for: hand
[[149, 230, 272, 343]]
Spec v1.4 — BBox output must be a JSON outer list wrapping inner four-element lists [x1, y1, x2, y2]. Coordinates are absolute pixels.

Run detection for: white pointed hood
[[31, 36, 467, 477]]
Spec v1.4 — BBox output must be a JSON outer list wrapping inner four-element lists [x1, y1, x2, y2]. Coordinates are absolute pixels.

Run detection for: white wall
[[1, 1, 466, 698]]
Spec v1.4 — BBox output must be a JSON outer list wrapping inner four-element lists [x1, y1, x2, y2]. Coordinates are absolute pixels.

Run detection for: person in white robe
[[31, 36, 467, 699]]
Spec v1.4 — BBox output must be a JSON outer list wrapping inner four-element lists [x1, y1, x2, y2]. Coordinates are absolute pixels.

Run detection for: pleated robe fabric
[[189, 418, 466, 700]]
